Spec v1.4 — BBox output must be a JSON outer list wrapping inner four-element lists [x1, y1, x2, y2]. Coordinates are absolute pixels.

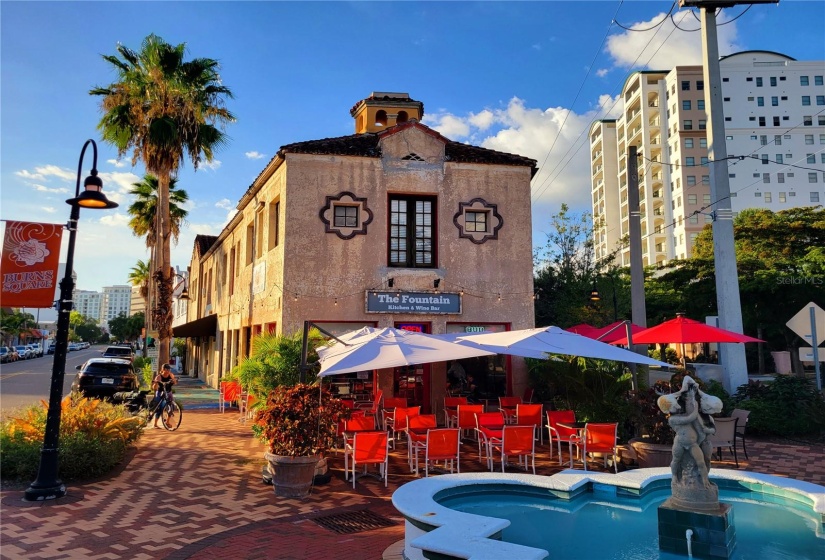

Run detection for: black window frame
[[333, 204, 359, 228], [388, 195, 436, 268], [464, 210, 489, 233]]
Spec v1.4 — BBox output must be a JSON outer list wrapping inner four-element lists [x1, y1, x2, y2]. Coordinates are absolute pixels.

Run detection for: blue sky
[[2, 1, 824, 296]]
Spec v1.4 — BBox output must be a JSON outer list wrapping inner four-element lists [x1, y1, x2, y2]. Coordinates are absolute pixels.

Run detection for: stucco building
[[175, 92, 538, 416]]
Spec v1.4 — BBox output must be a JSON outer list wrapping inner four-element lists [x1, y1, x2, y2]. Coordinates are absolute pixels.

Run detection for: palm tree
[[128, 259, 151, 355], [91, 33, 234, 365], [127, 175, 189, 250]]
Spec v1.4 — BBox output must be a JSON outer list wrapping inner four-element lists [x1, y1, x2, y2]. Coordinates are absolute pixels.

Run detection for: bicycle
[[136, 387, 183, 431]]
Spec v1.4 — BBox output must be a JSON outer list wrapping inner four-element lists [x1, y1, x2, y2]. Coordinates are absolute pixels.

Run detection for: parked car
[[0, 347, 11, 363], [14, 345, 32, 360], [46, 342, 55, 354], [27, 344, 43, 358], [102, 345, 134, 362], [71, 358, 139, 398]]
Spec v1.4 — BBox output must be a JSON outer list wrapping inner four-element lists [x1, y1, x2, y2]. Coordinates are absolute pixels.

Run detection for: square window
[[764, 192, 772, 203], [697, 100, 705, 110], [816, 76, 824, 86], [778, 173, 784, 183], [684, 120, 693, 130], [770, 77, 777, 87], [804, 116, 813, 126], [802, 96, 811, 106], [761, 154, 769, 164], [700, 157, 709, 167], [686, 157, 695, 166], [703, 194, 711, 203], [759, 117, 766, 126], [771, 96, 778, 106], [685, 138, 694, 149], [807, 154, 816, 164], [700, 138, 707, 148], [464, 211, 488, 233], [333, 205, 358, 228], [776, 154, 783, 164], [702, 176, 710, 185], [756, 77, 763, 87], [805, 135, 814, 145], [689, 215, 699, 224], [819, 116, 825, 125], [812, 192, 821, 203], [757, 97, 764, 107], [760, 135, 768, 146], [688, 194, 697, 204], [779, 192, 786, 202], [697, 81, 704, 90], [817, 96, 825, 106], [681, 81, 690, 91], [699, 120, 706, 130], [687, 176, 697, 186], [763, 173, 770, 184], [682, 100, 691, 110], [800, 76, 809, 86], [809, 173, 819, 184]]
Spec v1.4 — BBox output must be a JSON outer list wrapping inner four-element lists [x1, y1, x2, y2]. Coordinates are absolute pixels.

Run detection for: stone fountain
[[656, 376, 736, 559]]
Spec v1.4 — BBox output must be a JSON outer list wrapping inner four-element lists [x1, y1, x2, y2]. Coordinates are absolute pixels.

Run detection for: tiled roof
[[278, 128, 537, 170], [349, 93, 424, 117], [194, 235, 218, 256]]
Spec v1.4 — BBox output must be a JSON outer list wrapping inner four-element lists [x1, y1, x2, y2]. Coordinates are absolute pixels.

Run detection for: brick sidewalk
[[1, 408, 823, 560]]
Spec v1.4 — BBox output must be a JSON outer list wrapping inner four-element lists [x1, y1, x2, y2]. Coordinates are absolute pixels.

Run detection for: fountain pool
[[392, 469, 825, 560]]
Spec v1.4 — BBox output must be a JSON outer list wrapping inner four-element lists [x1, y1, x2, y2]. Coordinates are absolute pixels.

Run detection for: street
[[0, 345, 103, 418]]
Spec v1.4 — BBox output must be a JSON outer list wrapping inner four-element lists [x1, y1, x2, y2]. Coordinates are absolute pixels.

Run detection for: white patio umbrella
[[455, 326, 670, 367], [317, 327, 496, 377]]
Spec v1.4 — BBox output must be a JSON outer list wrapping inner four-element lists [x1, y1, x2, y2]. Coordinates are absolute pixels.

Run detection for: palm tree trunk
[[156, 173, 173, 367]]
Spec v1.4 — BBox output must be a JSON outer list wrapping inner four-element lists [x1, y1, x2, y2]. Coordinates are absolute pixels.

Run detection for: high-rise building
[[591, 51, 824, 267], [129, 284, 144, 317], [101, 285, 132, 322], [74, 290, 103, 322]]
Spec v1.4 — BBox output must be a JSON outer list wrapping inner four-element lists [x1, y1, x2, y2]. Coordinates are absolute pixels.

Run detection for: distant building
[[129, 284, 144, 317], [101, 285, 132, 322], [591, 51, 825, 267], [74, 290, 103, 322]]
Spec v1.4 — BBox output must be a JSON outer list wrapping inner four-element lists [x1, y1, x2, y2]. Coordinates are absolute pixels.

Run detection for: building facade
[[592, 52, 825, 266], [129, 285, 144, 317], [101, 285, 132, 323], [74, 290, 103, 322], [176, 92, 537, 417]]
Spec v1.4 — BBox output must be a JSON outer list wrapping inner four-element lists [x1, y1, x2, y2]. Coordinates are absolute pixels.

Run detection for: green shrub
[[733, 375, 825, 436], [0, 394, 143, 482], [140, 362, 154, 389]]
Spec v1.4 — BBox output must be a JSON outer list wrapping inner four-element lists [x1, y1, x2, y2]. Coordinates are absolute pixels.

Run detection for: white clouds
[[99, 213, 131, 227], [189, 223, 219, 235], [215, 198, 233, 210], [596, 68, 609, 78], [244, 151, 266, 160], [30, 183, 69, 194], [15, 164, 75, 182], [468, 110, 495, 131], [107, 159, 126, 168], [200, 159, 222, 171], [425, 113, 470, 139], [531, 44, 541, 51], [605, 11, 741, 69], [42, 206, 57, 213]]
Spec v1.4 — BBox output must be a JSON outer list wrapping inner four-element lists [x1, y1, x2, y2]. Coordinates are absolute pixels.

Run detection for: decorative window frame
[[453, 198, 502, 244], [319, 191, 373, 240]]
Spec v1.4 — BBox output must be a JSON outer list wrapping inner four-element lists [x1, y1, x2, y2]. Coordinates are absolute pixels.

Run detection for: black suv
[[71, 358, 139, 398], [102, 345, 134, 362]]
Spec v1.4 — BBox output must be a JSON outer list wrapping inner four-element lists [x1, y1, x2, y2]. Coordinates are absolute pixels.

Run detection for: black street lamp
[[590, 275, 619, 322], [25, 139, 118, 501]]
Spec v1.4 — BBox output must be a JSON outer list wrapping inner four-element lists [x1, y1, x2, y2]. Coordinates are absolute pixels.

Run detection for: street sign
[[147, 346, 159, 372], [786, 302, 825, 346], [799, 347, 825, 364]]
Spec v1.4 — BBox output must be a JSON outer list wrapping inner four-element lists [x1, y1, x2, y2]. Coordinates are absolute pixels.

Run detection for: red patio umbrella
[[590, 321, 646, 344], [631, 316, 763, 344], [566, 324, 599, 337]]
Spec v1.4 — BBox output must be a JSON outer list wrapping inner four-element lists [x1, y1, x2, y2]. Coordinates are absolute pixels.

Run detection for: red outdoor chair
[[390, 406, 420, 449], [349, 431, 389, 488], [475, 411, 505, 469], [422, 428, 461, 477], [489, 425, 536, 474], [219, 381, 240, 413], [571, 423, 618, 473], [498, 396, 522, 425], [547, 410, 580, 464], [382, 397, 408, 431], [443, 396, 468, 428], [515, 404, 544, 444], [456, 404, 484, 441], [406, 414, 438, 473]]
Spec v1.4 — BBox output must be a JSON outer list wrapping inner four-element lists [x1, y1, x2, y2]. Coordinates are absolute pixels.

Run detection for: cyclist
[[151, 363, 177, 429]]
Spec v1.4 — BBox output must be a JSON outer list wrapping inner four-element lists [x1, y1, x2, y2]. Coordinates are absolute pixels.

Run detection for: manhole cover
[[312, 509, 396, 534]]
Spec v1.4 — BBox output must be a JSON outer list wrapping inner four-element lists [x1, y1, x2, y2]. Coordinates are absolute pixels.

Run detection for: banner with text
[[366, 291, 461, 314], [1, 221, 64, 307]]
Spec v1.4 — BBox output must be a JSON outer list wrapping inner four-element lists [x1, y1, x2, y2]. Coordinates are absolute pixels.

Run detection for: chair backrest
[[516, 404, 543, 426], [352, 431, 389, 463], [457, 404, 485, 429], [339, 399, 356, 410], [502, 425, 535, 453], [547, 410, 577, 437], [499, 396, 522, 408], [444, 396, 468, 409], [427, 428, 460, 459], [730, 409, 750, 431], [709, 417, 737, 445], [369, 390, 384, 412], [522, 387, 535, 403], [345, 415, 375, 432], [394, 406, 421, 431], [476, 411, 505, 429], [408, 414, 437, 430], [383, 397, 408, 410], [585, 423, 617, 447], [220, 381, 241, 401]]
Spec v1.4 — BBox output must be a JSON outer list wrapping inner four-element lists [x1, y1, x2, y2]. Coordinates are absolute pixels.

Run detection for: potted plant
[[253, 383, 350, 498], [625, 381, 674, 468]]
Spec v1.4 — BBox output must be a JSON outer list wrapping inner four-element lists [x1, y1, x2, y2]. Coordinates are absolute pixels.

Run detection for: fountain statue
[[656, 376, 736, 559]]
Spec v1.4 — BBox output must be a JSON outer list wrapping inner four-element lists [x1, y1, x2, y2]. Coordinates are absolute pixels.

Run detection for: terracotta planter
[[629, 438, 672, 468], [264, 453, 321, 498]]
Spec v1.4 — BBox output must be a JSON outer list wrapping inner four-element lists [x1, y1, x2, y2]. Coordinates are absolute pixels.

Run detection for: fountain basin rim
[[392, 468, 825, 560]]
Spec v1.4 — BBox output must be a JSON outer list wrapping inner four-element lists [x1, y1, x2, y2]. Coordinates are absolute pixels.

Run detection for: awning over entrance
[[172, 314, 218, 338]]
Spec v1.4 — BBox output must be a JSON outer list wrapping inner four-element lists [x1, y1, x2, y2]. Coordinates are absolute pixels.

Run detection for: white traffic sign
[[786, 302, 825, 346], [799, 347, 825, 363]]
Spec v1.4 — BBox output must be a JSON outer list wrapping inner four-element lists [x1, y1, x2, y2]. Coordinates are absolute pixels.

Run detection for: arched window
[[375, 110, 388, 127], [397, 111, 408, 124]]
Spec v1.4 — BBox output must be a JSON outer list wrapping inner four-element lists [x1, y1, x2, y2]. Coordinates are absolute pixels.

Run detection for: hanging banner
[[1, 221, 64, 308]]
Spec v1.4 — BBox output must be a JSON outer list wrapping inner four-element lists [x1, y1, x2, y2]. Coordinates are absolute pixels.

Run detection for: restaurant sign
[[366, 291, 461, 314]]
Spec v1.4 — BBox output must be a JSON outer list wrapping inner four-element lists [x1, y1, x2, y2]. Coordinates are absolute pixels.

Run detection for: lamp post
[[25, 139, 118, 501]]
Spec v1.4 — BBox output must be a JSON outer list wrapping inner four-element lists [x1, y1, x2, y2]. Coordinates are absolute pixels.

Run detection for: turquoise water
[[438, 487, 825, 560]]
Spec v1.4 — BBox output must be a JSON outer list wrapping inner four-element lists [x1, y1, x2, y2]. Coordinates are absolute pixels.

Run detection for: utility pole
[[680, 0, 777, 391], [627, 145, 647, 389]]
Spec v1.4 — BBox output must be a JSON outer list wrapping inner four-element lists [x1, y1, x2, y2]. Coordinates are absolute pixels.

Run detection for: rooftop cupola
[[349, 92, 424, 134]]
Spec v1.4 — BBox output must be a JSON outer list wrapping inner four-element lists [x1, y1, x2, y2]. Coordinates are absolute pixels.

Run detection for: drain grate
[[312, 509, 396, 534]]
